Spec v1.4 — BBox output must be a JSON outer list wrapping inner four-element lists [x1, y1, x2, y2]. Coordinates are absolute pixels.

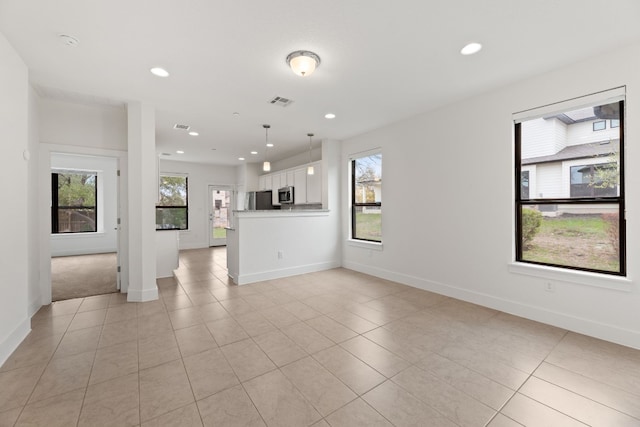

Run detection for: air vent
[[173, 124, 190, 130], [269, 96, 294, 107]]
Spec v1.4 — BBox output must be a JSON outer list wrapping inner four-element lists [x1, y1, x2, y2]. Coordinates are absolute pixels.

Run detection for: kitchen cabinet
[[293, 168, 306, 204], [258, 161, 322, 205], [271, 173, 282, 205], [306, 162, 322, 203]]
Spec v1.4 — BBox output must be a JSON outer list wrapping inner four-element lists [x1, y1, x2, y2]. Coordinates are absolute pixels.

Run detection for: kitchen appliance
[[278, 186, 294, 204], [245, 191, 274, 210]]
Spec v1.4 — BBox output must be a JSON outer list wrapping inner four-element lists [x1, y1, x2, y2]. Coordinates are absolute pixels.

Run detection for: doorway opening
[[50, 153, 120, 301], [209, 186, 233, 247]]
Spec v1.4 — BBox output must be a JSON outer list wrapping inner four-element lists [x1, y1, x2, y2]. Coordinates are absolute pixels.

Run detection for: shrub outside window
[[351, 153, 382, 242], [51, 171, 97, 233], [515, 99, 625, 275], [156, 175, 188, 230]]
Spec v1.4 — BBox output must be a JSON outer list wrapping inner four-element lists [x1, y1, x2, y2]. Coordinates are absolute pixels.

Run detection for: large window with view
[[156, 175, 188, 230], [351, 153, 382, 242], [51, 171, 98, 233], [515, 99, 625, 275]]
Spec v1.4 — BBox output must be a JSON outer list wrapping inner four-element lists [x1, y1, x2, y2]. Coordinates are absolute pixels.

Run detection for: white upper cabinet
[[293, 168, 307, 204], [258, 161, 322, 205], [306, 162, 322, 204]]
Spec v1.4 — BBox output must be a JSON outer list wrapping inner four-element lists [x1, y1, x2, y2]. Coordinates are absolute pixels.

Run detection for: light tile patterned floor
[[1, 247, 640, 426]]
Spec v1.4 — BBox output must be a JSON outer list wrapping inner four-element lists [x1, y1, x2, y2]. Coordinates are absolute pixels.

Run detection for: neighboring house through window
[[156, 175, 188, 230], [515, 97, 625, 275], [351, 152, 382, 242], [51, 171, 97, 233]]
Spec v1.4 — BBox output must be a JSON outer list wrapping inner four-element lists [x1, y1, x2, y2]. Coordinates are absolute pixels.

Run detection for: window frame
[[51, 171, 98, 234], [515, 99, 626, 276], [156, 174, 189, 231], [592, 120, 606, 131], [350, 152, 382, 243]]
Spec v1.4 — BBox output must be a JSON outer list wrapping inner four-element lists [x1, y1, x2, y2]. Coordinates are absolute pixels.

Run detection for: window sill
[[51, 232, 105, 238], [347, 239, 383, 251], [508, 262, 633, 292]]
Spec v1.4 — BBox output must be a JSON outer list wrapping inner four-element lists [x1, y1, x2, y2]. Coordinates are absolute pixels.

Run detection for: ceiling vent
[[173, 124, 190, 130], [269, 96, 294, 107]]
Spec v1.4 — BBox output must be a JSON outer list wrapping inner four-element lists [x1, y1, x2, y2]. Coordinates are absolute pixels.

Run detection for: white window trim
[[509, 262, 632, 292]]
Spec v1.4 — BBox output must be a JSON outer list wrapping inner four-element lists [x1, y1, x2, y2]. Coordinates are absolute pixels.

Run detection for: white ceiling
[[2, 0, 640, 166]]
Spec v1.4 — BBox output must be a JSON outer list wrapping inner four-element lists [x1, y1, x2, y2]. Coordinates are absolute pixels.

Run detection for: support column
[[126, 102, 158, 302]]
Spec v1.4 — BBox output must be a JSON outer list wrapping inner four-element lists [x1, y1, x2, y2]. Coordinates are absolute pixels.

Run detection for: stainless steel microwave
[[278, 186, 294, 204]]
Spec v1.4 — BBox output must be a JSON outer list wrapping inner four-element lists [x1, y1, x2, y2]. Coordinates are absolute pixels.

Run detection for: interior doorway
[[209, 186, 233, 247], [50, 153, 120, 301]]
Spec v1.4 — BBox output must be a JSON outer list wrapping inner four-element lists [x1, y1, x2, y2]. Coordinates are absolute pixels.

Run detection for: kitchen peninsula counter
[[227, 209, 338, 285]]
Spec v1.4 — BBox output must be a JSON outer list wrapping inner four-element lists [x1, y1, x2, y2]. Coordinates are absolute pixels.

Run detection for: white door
[[209, 186, 233, 247]]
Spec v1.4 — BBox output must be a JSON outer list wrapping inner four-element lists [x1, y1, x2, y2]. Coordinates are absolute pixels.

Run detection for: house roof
[[522, 139, 619, 165]]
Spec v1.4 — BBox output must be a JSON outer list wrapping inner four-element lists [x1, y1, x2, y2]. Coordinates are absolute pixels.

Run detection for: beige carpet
[[51, 252, 118, 301]]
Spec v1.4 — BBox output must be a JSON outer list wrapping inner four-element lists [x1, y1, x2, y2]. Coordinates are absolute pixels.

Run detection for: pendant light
[[262, 124, 271, 172], [306, 133, 314, 175]]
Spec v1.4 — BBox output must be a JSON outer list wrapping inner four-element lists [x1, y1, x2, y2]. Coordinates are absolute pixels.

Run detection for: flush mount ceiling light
[[324, 113, 336, 119], [176, 150, 184, 154], [238, 157, 245, 161], [262, 124, 271, 172], [150, 67, 170, 77], [286, 50, 321, 77], [460, 42, 482, 55], [188, 131, 199, 136], [251, 151, 258, 155], [307, 133, 315, 175]]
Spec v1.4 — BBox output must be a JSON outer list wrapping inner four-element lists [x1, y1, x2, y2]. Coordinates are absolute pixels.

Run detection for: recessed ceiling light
[[238, 157, 245, 161], [176, 150, 184, 154], [188, 131, 199, 136], [325, 113, 336, 119], [232, 112, 240, 116], [150, 67, 170, 77], [266, 143, 274, 148], [460, 42, 482, 55], [251, 151, 258, 155]]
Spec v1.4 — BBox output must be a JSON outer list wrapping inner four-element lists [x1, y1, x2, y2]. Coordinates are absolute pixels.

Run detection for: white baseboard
[[343, 260, 640, 350], [28, 298, 42, 318], [126, 286, 159, 302], [236, 260, 341, 285], [0, 317, 31, 368]]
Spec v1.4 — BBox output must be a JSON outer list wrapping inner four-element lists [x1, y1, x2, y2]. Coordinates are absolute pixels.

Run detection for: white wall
[[342, 42, 640, 349], [27, 87, 41, 317], [50, 153, 119, 256], [39, 98, 127, 151], [0, 33, 31, 366], [160, 159, 237, 250]]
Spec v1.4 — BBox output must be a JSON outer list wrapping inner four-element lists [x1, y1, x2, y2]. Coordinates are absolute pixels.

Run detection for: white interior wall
[[27, 86, 41, 317], [38, 98, 127, 151], [50, 153, 119, 256], [0, 33, 31, 366], [341, 41, 640, 349], [160, 159, 237, 250]]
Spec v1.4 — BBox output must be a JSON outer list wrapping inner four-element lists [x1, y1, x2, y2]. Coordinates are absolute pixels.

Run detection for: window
[[593, 120, 606, 131], [156, 175, 188, 230], [515, 99, 625, 275], [611, 119, 620, 128], [351, 153, 382, 242], [51, 171, 97, 233]]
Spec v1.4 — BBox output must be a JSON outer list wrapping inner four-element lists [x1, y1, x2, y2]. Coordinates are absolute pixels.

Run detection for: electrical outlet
[[545, 282, 555, 292], [278, 250, 283, 259]]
